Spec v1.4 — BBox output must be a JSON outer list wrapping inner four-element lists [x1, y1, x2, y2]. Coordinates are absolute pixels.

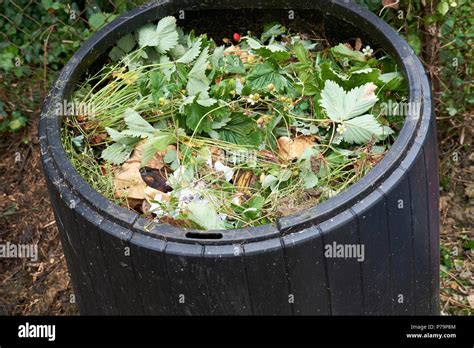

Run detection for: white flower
[[214, 161, 234, 182], [362, 45, 374, 57], [246, 93, 261, 105], [336, 124, 347, 135]]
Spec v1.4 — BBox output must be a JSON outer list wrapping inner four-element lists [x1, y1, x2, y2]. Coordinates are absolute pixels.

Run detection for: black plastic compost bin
[[39, 0, 439, 315]]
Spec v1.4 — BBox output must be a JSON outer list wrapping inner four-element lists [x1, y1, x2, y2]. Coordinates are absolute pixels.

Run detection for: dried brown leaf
[[277, 136, 315, 161]]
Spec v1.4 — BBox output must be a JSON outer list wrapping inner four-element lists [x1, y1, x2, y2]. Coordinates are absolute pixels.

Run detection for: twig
[[15, 143, 33, 185], [43, 26, 54, 94], [41, 221, 56, 229]]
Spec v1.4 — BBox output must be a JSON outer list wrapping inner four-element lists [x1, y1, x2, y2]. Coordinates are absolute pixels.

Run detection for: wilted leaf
[[277, 136, 315, 161], [186, 201, 225, 230]]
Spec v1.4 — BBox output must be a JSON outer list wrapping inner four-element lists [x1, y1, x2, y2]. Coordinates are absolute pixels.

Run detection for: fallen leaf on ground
[[382, 0, 400, 9], [277, 136, 316, 161], [467, 294, 474, 309]]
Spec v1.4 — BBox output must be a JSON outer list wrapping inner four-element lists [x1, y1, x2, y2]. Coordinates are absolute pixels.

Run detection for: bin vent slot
[[185, 232, 223, 240]]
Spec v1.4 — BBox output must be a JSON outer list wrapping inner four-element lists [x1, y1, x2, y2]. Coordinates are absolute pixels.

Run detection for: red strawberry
[[233, 33, 241, 42]]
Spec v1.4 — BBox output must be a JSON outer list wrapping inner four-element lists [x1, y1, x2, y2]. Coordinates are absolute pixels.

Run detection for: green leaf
[[186, 201, 225, 230], [169, 44, 186, 60], [342, 114, 393, 144], [155, 16, 179, 53], [223, 55, 245, 74], [164, 149, 177, 163], [246, 37, 263, 50], [117, 33, 136, 53], [41, 0, 53, 9], [301, 170, 318, 188], [159, 55, 175, 79], [210, 45, 225, 66], [150, 70, 166, 101], [123, 108, 155, 136], [261, 24, 285, 42], [378, 72, 404, 90], [101, 143, 134, 165], [266, 43, 286, 52], [345, 68, 382, 89], [211, 78, 236, 99], [407, 33, 422, 55], [211, 113, 231, 129], [182, 98, 222, 133], [138, 24, 159, 47], [176, 38, 202, 63], [246, 60, 288, 92], [262, 174, 278, 190], [331, 43, 367, 62], [196, 97, 217, 107], [0, 52, 15, 71], [164, 149, 180, 170], [88, 13, 106, 30], [242, 194, 265, 220], [186, 78, 210, 97], [278, 169, 292, 182], [186, 46, 210, 96], [246, 37, 288, 56], [109, 46, 125, 61], [218, 112, 262, 146], [437, 1, 450, 15], [138, 17, 179, 51], [141, 133, 176, 166], [106, 127, 139, 145], [294, 42, 310, 63], [320, 80, 378, 121], [188, 45, 209, 77], [71, 135, 84, 148], [8, 114, 27, 131]]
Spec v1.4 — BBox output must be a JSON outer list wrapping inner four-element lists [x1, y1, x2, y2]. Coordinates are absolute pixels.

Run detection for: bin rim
[[39, 0, 432, 245]]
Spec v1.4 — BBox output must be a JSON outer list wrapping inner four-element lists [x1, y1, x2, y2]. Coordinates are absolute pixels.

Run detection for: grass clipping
[[62, 17, 407, 230]]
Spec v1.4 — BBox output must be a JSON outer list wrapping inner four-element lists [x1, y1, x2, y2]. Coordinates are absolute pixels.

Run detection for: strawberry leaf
[[319, 80, 378, 121], [176, 37, 202, 63], [186, 201, 225, 230], [124, 108, 156, 136], [246, 60, 288, 92], [342, 114, 393, 144], [101, 143, 134, 165], [155, 16, 179, 53], [138, 24, 160, 47]]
